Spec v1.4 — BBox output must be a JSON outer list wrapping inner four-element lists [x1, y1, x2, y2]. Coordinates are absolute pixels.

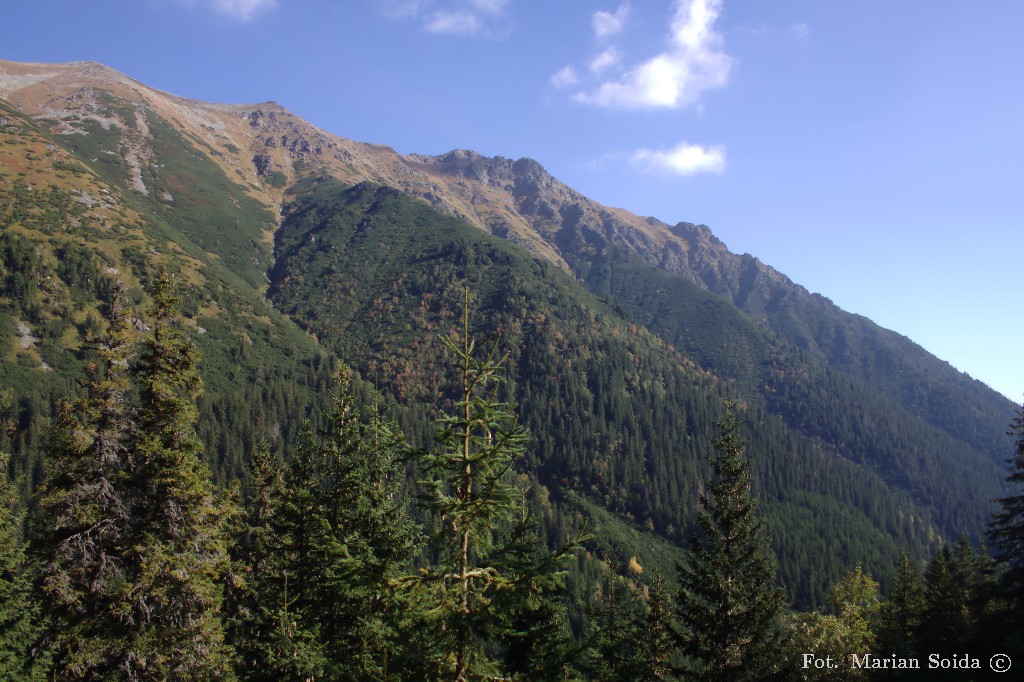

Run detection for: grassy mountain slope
[[0, 76, 332, 495]]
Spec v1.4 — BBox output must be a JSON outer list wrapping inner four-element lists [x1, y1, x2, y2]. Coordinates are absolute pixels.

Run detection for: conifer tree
[[314, 371, 422, 680], [875, 552, 924, 659], [929, 537, 997, 662], [264, 372, 423, 680], [223, 439, 308, 680], [492, 485, 583, 680], [33, 272, 237, 679], [917, 545, 964, 660], [236, 460, 329, 681], [586, 548, 651, 682], [675, 401, 786, 681], [949, 536, 996, 645], [122, 267, 236, 679], [418, 287, 555, 681], [636, 576, 678, 681], [0, 452, 41, 678], [602, 570, 676, 682], [34, 281, 136, 677], [264, 421, 331, 680]]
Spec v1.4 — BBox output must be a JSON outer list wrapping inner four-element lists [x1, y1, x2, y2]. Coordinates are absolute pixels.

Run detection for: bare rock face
[[246, 108, 279, 132], [672, 221, 726, 249], [252, 154, 272, 176]]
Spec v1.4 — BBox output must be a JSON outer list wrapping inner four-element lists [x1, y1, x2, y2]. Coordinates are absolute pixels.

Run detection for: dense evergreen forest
[[2, 270, 1022, 680]]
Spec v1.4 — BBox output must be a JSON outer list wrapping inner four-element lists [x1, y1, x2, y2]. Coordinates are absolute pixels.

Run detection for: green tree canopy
[[676, 401, 787, 681]]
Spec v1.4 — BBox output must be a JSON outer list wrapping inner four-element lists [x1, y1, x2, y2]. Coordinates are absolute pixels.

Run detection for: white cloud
[[588, 48, 621, 74], [387, 0, 510, 37], [791, 22, 810, 39], [426, 10, 482, 34], [208, 0, 277, 21], [631, 141, 726, 175], [576, 0, 731, 110], [550, 65, 580, 89], [592, 3, 631, 39]]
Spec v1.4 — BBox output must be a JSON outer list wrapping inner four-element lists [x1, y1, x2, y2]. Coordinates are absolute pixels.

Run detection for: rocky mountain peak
[[671, 221, 727, 250], [510, 156, 547, 182], [420, 149, 552, 191]]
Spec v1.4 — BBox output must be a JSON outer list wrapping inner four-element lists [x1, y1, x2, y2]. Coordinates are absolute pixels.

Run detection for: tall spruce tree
[[491, 493, 582, 681], [916, 544, 988, 680], [588, 557, 676, 682], [586, 548, 645, 682], [636, 575, 679, 681], [34, 281, 136, 677], [875, 552, 924, 660], [122, 267, 236, 679], [952, 537, 1000, 662], [265, 421, 332, 680], [675, 401, 786, 681], [222, 439, 310, 680], [33, 272, 236, 679], [418, 287, 567, 682], [312, 371, 422, 680], [229, 434, 332, 681], [261, 372, 423, 681]]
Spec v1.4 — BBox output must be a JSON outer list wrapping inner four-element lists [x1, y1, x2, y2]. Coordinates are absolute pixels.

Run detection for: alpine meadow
[[1, 58, 1022, 680]]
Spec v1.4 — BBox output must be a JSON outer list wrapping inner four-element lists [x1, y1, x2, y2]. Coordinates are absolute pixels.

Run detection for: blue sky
[[5, 1, 1023, 402]]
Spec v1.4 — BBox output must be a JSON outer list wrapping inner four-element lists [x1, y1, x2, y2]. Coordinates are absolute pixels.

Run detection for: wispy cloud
[[550, 65, 580, 89], [205, 0, 277, 22], [592, 3, 631, 39], [588, 48, 621, 74], [575, 0, 731, 110], [790, 22, 810, 39], [632, 141, 726, 175], [386, 0, 511, 37], [426, 10, 482, 35]]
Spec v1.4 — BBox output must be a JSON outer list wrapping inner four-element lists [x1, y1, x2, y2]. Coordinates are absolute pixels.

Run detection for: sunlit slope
[[0, 82, 329, 491], [267, 177, 1001, 604]]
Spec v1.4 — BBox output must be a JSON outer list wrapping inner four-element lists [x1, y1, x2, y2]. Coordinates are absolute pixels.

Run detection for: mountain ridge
[[1, 58, 1012, 455], [0, 58, 1016, 606], [0, 61, 884, 315]]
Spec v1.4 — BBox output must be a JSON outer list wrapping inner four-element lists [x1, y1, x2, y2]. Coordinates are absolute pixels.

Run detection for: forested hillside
[[266, 175, 980, 603], [2, 262, 1020, 679], [0, 58, 1018, 606]]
